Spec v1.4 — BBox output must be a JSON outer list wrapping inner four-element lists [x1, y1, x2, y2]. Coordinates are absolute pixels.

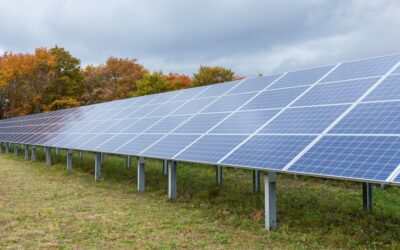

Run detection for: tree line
[[0, 46, 242, 119]]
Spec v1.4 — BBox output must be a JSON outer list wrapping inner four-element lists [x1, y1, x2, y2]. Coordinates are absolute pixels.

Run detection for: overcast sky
[[1, 0, 399, 77]]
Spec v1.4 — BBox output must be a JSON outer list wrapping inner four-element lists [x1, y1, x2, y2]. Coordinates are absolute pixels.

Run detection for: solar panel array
[[1, 54, 400, 185]]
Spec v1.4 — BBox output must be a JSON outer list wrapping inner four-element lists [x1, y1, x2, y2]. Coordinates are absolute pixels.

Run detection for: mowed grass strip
[[0, 147, 400, 249]]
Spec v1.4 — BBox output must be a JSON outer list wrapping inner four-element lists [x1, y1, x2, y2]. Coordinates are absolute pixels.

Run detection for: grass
[[1, 146, 400, 249]]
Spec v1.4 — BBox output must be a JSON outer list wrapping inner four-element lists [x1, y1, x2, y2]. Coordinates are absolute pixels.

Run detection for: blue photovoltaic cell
[[115, 134, 162, 155], [322, 54, 400, 82], [169, 86, 208, 101], [195, 81, 239, 98], [293, 77, 378, 107], [96, 134, 137, 153], [101, 119, 138, 133], [394, 66, 400, 75], [148, 91, 180, 104], [227, 74, 282, 94], [64, 134, 94, 148], [172, 97, 216, 115], [175, 113, 229, 133], [330, 101, 400, 134], [288, 135, 400, 181], [364, 75, 400, 102], [147, 101, 185, 117], [52, 134, 82, 148], [109, 107, 138, 120], [122, 117, 162, 133], [270, 65, 334, 90], [175, 135, 246, 163], [261, 105, 349, 134], [201, 92, 255, 113], [222, 135, 316, 169], [146, 115, 191, 133], [77, 134, 114, 151], [128, 104, 160, 118], [241, 86, 307, 110], [143, 134, 200, 159], [210, 109, 279, 134], [87, 120, 114, 133]]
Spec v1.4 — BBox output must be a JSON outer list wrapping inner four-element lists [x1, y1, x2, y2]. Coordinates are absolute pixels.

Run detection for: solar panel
[[1, 53, 400, 186], [322, 54, 400, 82], [115, 134, 161, 155], [210, 110, 279, 134], [364, 75, 400, 102], [330, 101, 400, 134], [174, 113, 229, 134], [394, 66, 400, 75], [260, 105, 350, 134], [77, 134, 114, 151], [222, 135, 317, 170], [172, 97, 216, 115], [122, 117, 162, 133], [195, 80, 240, 98], [175, 135, 246, 163], [142, 134, 200, 159], [227, 74, 282, 94], [201, 92, 256, 113], [270, 66, 334, 89], [146, 115, 191, 133], [287, 135, 400, 182], [241, 86, 308, 110], [293, 78, 378, 107], [169, 86, 208, 101]]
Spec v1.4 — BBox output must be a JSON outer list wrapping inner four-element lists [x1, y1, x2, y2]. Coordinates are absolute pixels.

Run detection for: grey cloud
[[0, 0, 399, 76]]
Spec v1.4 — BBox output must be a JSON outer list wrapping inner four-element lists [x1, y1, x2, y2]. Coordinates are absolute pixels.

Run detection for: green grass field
[[1, 147, 400, 249]]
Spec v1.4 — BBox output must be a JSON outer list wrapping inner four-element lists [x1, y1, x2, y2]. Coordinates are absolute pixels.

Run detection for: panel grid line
[[217, 63, 342, 164], [170, 73, 289, 159], [283, 60, 400, 172]]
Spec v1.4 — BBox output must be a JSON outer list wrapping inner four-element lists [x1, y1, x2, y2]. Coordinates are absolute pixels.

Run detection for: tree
[[163, 73, 192, 90], [192, 66, 235, 87], [41, 46, 84, 111], [136, 71, 168, 96], [83, 57, 148, 104]]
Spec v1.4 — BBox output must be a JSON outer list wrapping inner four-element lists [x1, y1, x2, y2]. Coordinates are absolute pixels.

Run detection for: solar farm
[[1, 53, 400, 232]]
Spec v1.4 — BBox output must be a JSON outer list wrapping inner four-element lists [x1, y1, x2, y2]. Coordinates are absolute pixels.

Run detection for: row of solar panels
[[1, 54, 400, 185]]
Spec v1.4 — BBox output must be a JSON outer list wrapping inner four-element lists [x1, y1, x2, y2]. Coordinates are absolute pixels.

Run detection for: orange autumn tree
[[83, 57, 148, 104], [0, 46, 84, 118]]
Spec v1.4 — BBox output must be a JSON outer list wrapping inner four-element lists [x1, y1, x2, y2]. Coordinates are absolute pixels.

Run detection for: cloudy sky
[[1, 0, 399, 77]]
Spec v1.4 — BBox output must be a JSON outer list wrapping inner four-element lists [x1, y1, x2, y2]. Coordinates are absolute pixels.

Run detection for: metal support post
[[24, 145, 29, 160], [5, 142, 10, 154], [126, 155, 132, 168], [31, 146, 36, 161], [168, 161, 177, 200], [55, 147, 59, 155], [216, 165, 222, 185], [79, 151, 83, 160], [253, 170, 260, 193], [14, 144, 18, 157], [45, 147, 51, 166], [265, 172, 277, 230], [137, 157, 145, 192], [95, 152, 102, 181], [67, 149, 73, 172], [363, 183, 373, 212], [162, 159, 168, 176]]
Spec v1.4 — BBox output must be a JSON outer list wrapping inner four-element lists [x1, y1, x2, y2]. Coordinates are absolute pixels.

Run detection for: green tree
[[41, 46, 84, 111], [136, 71, 168, 96], [192, 66, 235, 87]]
